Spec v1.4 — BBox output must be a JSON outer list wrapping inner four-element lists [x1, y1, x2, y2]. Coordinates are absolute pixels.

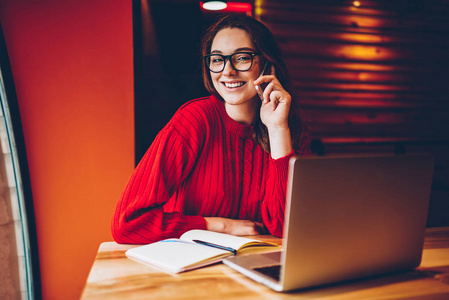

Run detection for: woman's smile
[[222, 81, 246, 89]]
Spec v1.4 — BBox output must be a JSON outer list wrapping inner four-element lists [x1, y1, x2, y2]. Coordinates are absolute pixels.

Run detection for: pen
[[192, 239, 237, 255]]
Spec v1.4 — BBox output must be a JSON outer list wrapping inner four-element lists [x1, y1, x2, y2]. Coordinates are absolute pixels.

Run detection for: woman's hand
[[254, 68, 291, 130], [253, 67, 293, 158], [204, 217, 267, 235]]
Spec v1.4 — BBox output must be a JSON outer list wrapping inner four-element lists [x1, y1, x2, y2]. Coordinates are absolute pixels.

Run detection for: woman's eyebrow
[[235, 47, 256, 52], [210, 47, 256, 54]]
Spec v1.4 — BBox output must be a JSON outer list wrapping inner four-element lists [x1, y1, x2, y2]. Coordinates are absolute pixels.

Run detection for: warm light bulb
[[353, 1, 361, 7], [203, 1, 227, 11]]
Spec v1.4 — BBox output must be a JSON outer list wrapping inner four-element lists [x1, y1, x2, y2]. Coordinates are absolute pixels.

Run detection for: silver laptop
[[223, 154, 434, 292]]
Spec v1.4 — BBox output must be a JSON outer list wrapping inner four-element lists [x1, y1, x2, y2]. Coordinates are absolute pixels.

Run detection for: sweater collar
[[210, 95, 255, 138]]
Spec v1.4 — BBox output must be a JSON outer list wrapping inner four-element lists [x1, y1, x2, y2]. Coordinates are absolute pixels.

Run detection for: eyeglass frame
[[203, 52, 261, 73]]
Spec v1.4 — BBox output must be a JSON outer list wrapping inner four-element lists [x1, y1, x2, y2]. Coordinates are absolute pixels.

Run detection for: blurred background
[[135, 0, 449, 225], [0, 0, 448, 299]]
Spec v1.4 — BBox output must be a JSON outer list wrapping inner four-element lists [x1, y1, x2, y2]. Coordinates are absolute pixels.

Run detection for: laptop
[[223, 154, 435, 292]]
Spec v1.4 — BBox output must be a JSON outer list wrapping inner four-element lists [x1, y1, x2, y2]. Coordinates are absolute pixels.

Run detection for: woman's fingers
[[254, 75, 288, 103], [253, 74, 277, 88]]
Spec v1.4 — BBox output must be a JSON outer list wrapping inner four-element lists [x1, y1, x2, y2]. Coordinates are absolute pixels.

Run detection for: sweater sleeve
[[260, 134, 311, 237], [259, 151, 294, 237], [111, 122, 207, 244]]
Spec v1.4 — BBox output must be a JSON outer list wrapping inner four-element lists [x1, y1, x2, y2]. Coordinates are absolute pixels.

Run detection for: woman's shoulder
[[178, 95, 217, 113], [170, 95, 220, 126], [162, 96, 221, 153]]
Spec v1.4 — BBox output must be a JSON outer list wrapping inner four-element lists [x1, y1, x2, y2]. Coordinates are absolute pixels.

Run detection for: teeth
[[224, 82, 244, 88]]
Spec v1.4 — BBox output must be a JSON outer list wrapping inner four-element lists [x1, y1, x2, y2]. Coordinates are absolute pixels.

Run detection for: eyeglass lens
[[206, 53, 254, 72]]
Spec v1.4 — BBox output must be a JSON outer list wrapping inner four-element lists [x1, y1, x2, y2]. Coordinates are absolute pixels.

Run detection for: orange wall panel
[[0, 0, 134, 299]]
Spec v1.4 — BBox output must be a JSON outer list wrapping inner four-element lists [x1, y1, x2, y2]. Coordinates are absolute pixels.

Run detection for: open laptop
[[223, 154, 435, 292]]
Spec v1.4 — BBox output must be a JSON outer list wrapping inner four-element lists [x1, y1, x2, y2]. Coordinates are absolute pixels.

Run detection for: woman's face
[[209, 28, 262, 107]]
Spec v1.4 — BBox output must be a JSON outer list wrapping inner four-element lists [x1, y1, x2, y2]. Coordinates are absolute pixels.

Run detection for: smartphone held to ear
[[255, 61, 270, 101]]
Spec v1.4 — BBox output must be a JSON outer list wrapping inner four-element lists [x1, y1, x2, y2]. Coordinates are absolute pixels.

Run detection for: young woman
[[112, 14, 310, 244]]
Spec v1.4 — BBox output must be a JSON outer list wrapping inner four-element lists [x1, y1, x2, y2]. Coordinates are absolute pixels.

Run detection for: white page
[[126, 239, 230, 273]]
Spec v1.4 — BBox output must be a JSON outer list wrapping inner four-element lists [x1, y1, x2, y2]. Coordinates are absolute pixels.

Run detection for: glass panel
[[0, 43, 34, 300]]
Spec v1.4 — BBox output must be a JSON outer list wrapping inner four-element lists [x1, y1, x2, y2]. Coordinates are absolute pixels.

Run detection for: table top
[[81, 227, 449, 299]]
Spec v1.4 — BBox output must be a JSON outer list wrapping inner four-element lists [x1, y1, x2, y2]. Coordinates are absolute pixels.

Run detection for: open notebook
[[126, 229, 281, 273]]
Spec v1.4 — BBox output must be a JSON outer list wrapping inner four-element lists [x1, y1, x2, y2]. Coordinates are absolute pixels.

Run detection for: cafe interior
[[0, 0, 448, 299]]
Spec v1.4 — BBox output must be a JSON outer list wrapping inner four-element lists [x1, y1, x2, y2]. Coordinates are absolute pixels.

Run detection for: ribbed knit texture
[[111, 95, 310, 244]]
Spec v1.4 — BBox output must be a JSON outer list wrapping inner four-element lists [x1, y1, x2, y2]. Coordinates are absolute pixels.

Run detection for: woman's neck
[[224, 97, 259, 125]]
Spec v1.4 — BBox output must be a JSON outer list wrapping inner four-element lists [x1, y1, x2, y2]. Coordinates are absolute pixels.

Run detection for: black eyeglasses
[[203, 52, 260, 73]]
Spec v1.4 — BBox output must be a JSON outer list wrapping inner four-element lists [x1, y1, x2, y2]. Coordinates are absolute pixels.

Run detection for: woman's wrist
[[266, 125, 290, 136], [267, 126, 293, 159], [204, 217, 224, 232]]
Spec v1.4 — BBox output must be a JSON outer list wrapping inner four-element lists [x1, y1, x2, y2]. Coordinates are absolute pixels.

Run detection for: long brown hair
[[201, 14, 307, 153]]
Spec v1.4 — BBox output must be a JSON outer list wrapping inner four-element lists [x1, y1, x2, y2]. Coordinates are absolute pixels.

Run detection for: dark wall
[[257, 0, 449, 226], [134, 0, 208, 163]]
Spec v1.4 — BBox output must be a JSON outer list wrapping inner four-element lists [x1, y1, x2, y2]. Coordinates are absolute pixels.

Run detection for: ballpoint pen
[[192, 239, 237, 255]]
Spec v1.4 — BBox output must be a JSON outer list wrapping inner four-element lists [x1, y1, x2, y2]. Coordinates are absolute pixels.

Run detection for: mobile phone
[[255, 61, 270, 101]]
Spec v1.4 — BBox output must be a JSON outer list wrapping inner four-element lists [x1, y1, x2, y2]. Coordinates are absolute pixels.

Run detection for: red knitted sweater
[[111, 95, 310, 244]]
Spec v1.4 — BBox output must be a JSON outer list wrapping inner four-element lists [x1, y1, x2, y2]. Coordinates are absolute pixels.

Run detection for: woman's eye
[[236, 55, 251, 61], [211, 57, 224, 63]]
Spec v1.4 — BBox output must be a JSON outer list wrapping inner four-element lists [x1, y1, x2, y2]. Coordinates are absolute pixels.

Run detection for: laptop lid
[[280, 154, 434, 291], [224, 154, 434, 292]]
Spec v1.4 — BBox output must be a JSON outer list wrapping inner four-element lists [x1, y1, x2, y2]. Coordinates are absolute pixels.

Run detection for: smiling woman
[[112, 14, 311, 245], [200, 16, 310, 156]]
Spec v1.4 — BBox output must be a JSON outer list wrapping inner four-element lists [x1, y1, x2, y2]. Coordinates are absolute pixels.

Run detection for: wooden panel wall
[[255, 0, 449, 226]]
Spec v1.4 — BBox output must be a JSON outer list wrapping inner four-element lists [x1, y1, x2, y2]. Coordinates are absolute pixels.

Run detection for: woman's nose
[[222, 59, 238, 76]]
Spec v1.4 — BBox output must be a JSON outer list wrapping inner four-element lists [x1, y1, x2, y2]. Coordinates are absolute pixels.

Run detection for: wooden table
[[81, 227, 449, 299]]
